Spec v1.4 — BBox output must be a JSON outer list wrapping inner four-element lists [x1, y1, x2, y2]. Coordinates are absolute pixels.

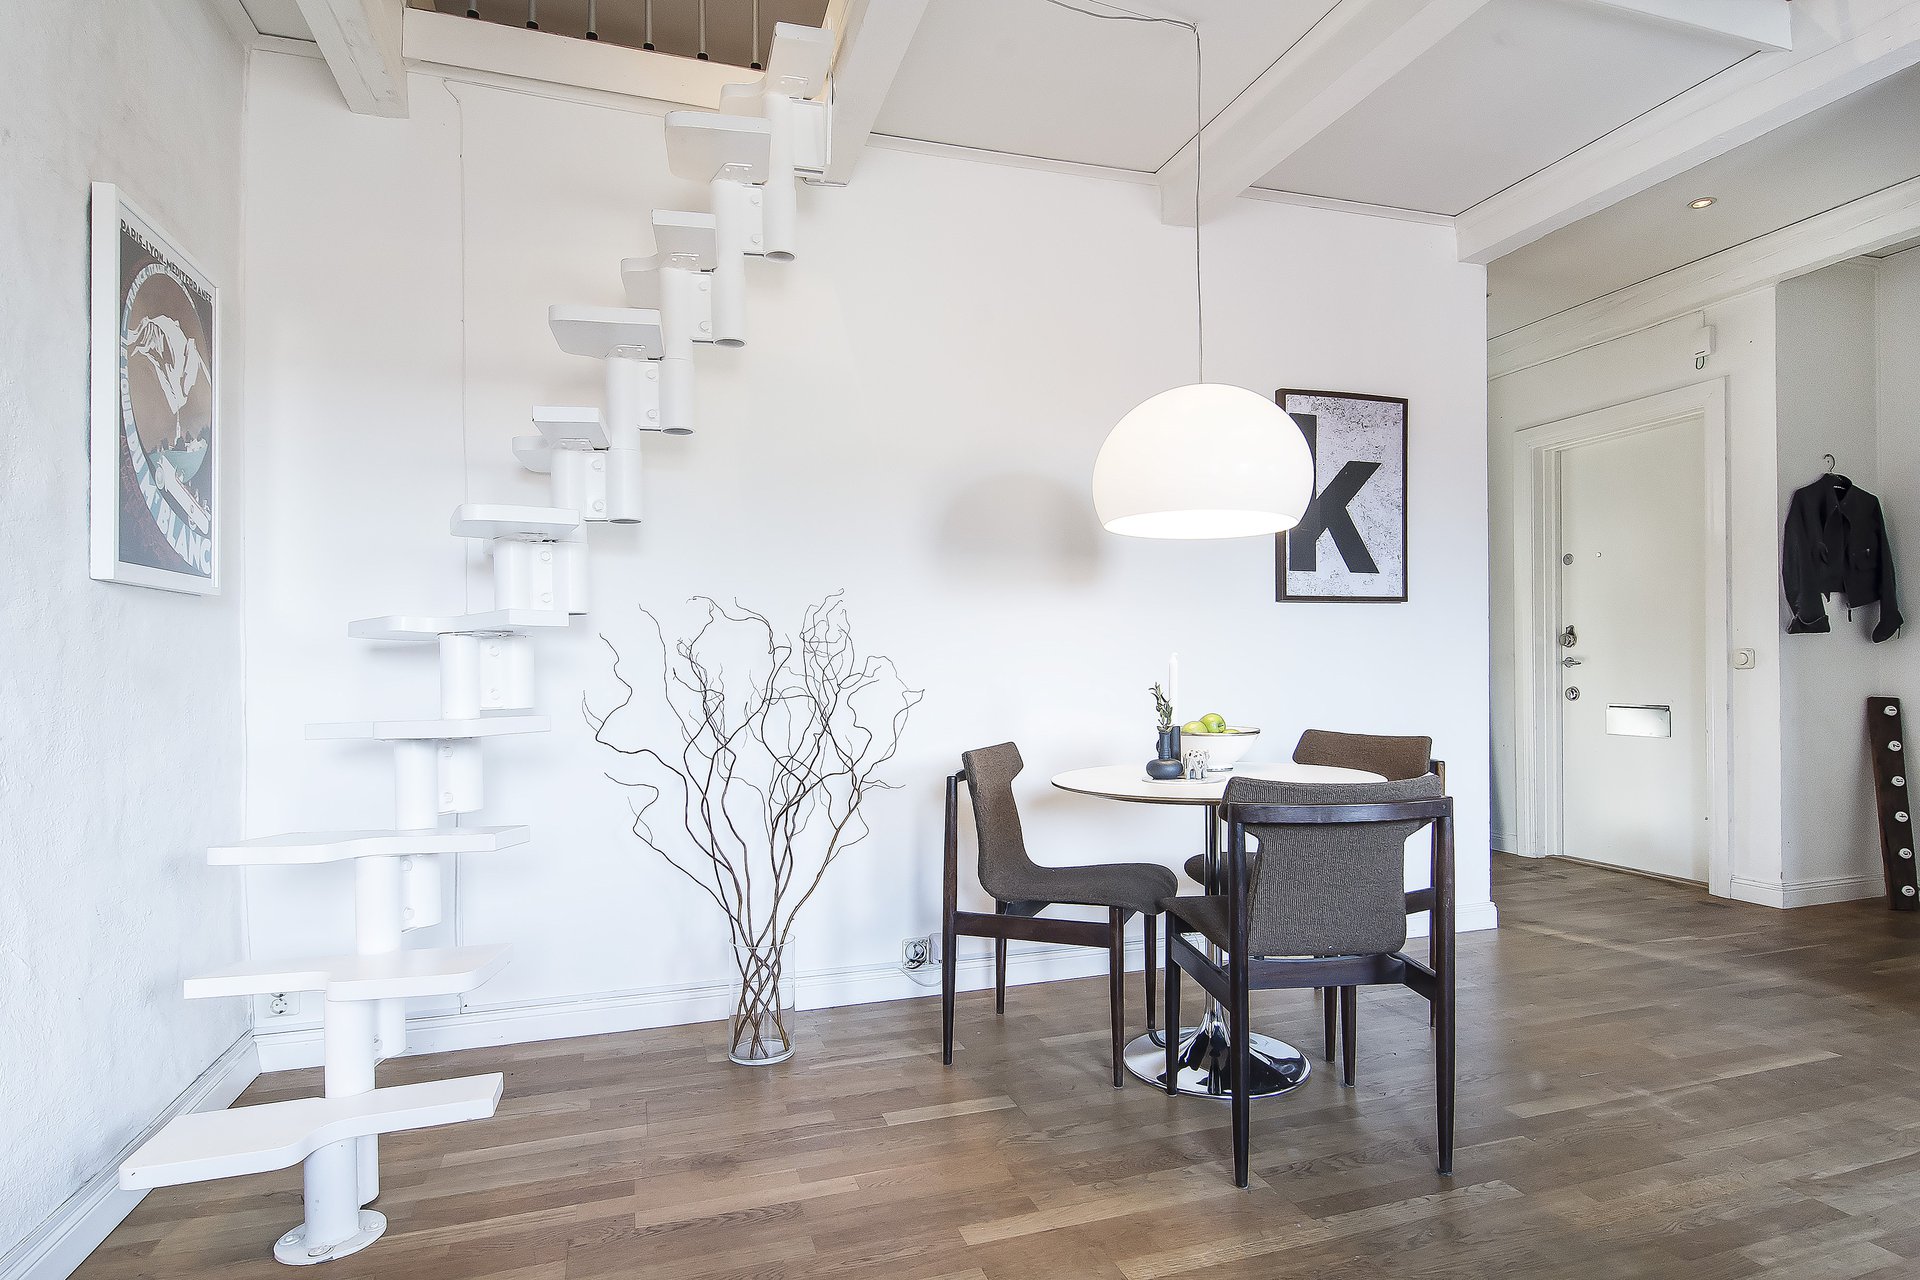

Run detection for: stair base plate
[[275, 1211, 386, 1266]]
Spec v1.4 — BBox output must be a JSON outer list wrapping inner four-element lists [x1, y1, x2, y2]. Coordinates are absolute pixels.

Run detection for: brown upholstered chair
[[1181, 729, 1443, 1081], [1163, 775, 1456, 1187], [942, 743, 1178, 1087]]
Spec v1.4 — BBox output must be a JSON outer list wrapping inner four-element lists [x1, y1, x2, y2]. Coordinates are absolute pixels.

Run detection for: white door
[[1557, 418, 1710, 882]]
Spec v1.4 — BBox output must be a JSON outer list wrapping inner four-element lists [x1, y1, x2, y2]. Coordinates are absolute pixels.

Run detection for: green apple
[[1201, 713, 1227, 732], [1181, 720, 1207, 735]]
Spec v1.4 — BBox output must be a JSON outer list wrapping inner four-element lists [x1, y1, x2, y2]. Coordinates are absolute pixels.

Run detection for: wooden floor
[[78, 855, 1920, 1279]]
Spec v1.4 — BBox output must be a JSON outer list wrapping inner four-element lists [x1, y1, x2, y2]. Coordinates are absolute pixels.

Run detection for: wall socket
[[901, 935, 933, 969], [266, 992, 293, 1017]]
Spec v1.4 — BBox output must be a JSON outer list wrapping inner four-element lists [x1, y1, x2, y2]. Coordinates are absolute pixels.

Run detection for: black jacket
[[1783, 473, 1902, 642]]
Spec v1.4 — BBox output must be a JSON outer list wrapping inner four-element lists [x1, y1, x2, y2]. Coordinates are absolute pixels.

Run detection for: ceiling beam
[[819, 0, 931, 185], [1567, 0, 1791, 52], [1455, 0, 1920, 265], [1488, 174, 1920, 378], [1155, 0, 1493, 227], [294, 0, 408, 117]]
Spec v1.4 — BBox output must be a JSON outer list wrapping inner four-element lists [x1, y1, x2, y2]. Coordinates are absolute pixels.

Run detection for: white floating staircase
[[116, 21, 835, 1267]]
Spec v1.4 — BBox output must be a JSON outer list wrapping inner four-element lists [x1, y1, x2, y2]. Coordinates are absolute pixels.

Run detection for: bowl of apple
[[1179, 715, 1260, 772]]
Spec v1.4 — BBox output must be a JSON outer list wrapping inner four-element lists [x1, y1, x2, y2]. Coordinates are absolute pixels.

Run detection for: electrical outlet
[[266, 992, 292, 1017], [901, 935, 932, 969]]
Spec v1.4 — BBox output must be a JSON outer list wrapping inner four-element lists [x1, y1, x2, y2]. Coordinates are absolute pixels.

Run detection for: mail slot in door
[[1606, 704, 1671, 738]]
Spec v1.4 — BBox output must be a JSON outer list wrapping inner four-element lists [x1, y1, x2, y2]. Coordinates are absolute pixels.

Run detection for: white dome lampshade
[[1092, 384, 1316, 539]]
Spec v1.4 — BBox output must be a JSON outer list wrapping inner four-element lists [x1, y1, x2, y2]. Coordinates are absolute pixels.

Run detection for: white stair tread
[[307, 715, 550, 742], [349, 609, 572, 641], [665, 110, 771, 183], [516, 410, 610, 474], [119, 1075, 503, 1191], [548, 304, 664, 360], [620, 256, 672, 310], [721, 23, 833, 107], [650, 211, 719, 267], [209, 826, 531, 866], [512, 437, 553, 474], [186, 944, 511, 1002], [532, 406, 608, 447], [449, 502, 582, 541]]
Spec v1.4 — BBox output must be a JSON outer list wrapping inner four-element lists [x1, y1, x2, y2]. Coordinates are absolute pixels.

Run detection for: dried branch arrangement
[[585, 594, 923, 1064]]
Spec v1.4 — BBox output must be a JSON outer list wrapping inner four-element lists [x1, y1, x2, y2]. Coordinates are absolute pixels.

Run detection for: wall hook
[[1824, 453, 1837, 473]]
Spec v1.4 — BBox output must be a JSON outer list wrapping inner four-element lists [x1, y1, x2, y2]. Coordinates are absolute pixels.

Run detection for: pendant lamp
[[1087, 8, 1314, 539]]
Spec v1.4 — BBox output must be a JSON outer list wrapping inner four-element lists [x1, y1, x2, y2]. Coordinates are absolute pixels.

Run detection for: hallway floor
[[77, 856, 1920, 1278]]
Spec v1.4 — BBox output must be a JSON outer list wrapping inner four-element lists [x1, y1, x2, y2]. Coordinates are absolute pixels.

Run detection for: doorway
[[1558, 419, 1708, 881], [1510, 382, 1732, 895]]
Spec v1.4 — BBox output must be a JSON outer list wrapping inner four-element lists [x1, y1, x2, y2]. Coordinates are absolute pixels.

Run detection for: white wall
[[1882, 249, 1920, 593], [1489, 292, 1789, 898], [238, 52, 1492, 1058], [1776, 264, 1885, 895], [0, 0, 249, 1262]]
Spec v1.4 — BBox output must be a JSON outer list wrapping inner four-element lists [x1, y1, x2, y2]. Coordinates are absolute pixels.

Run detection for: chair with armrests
[[943, 743, 1178, 1087], [1162, 774, 1455, 1188], [1180, 729, 1442, 1081]]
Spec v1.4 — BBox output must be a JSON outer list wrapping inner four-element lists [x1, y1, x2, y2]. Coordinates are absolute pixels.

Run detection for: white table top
[[1050, 761, 1384, 806]]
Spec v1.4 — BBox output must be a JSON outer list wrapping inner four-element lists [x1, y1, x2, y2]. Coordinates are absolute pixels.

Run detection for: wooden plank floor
[[76, 855, 1920, 1279]]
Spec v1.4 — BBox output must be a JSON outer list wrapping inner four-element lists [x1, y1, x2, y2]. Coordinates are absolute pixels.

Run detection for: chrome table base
[[1127, 803, 1312, 1100], [1123, 1012, 1310, 1099]]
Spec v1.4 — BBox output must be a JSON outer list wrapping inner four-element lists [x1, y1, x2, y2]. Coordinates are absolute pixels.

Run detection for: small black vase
[[1146, 726, 1182, 780]]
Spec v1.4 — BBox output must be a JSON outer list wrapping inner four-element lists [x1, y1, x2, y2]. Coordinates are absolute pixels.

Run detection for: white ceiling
[[1487, 64, 1920, 336], [240, 0, 311, 39], [1253, 0, 1753, 216], [874, 0, 1337, 173], [875, 0, 1763, 217]]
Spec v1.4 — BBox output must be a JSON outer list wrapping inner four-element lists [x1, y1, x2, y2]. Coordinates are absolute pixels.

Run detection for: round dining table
[[1051, 760, 1384, 1100]]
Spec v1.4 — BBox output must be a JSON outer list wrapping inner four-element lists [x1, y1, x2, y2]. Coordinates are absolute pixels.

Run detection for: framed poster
[[89, 182, 221, 594], [1274, 389, 1407, 603]]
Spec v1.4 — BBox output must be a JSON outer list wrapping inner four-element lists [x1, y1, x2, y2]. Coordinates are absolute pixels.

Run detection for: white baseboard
[[257, 900, 1502, 1073], [1729, 873, 1881, 909], [1490, 828, 1515, 854], [256, 939, 1151, 1070], [0, 1034, 259, 1280]]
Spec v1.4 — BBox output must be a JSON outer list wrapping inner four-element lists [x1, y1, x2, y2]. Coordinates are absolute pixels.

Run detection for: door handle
[[1562, 656, 1583, 667]]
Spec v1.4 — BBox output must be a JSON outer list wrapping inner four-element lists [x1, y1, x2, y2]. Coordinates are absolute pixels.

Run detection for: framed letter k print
[[1274, 389, 1407, 603]]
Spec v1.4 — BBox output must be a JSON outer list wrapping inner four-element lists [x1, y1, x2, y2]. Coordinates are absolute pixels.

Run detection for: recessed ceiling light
[[1689, 197, 1717, 210]]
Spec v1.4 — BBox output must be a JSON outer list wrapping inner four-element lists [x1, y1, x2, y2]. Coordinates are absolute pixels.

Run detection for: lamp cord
[[1037, 0, 1203, 386]]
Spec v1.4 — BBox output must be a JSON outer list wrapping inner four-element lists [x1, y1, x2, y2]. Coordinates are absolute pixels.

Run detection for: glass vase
[[728, 939, 797, 1066]]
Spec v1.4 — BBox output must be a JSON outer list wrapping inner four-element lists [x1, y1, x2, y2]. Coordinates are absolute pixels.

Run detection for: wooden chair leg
[[1437, 987, 1455, 1176], [1339, 986, 1358, 1088], [1231, 959, 1252, 1188], [1144, 912, 1158, 1033], [1164, 934, 1181, 1095], [1108, 907, 1126, 1088], [940, 912, 958, 1067], [994, 902, 1009, 1015], [1321, 987, 1336, 1063]]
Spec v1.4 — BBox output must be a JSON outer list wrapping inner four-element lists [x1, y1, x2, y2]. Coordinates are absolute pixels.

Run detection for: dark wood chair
[[1163, 774, 1456, 1187], [943, 743, 1177, 1087], [1181, 729, 1444, 1081]]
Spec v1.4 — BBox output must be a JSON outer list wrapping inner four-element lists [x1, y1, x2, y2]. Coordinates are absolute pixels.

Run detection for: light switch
[[1731, 648, 1756, 670]]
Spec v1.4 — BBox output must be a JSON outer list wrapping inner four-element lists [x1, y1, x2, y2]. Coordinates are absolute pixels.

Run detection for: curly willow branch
[[586, 595, 923, 1055]]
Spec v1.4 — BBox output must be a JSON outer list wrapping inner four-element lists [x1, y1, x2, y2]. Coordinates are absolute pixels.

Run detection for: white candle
[[1168, 652, 1179, 723]]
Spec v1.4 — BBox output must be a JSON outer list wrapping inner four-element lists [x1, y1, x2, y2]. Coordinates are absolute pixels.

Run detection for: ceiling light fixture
[[1689, 196, 1717, 210], [1072, 0, 1314, 540]]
